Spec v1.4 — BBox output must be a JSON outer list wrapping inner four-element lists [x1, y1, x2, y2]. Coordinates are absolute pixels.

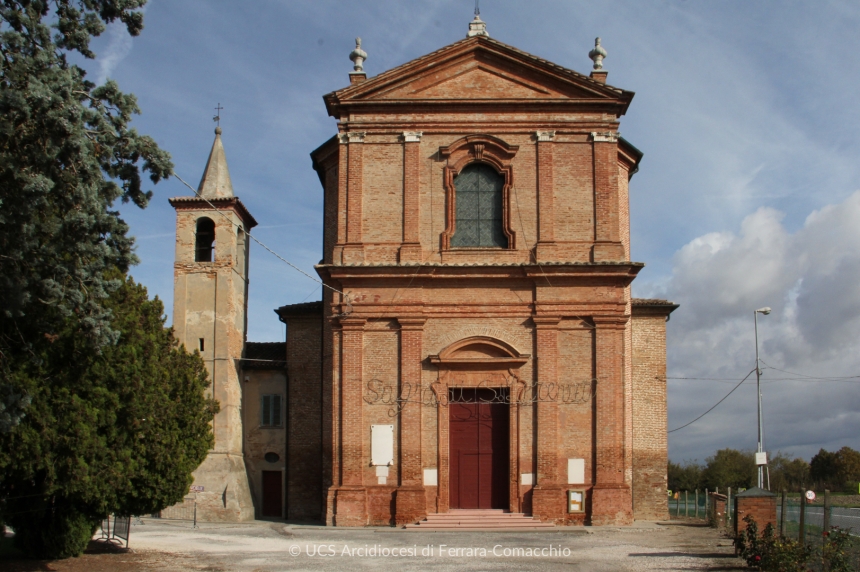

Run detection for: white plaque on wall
[[371, 424, 394, 466], [521, 473, 534, 485], [423, 468, 438, 486], [568, 458, 585, 484]]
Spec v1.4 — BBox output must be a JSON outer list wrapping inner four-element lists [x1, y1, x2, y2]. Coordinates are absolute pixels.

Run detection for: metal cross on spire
[[213, 103, 223, 127], [475, 0, 480, 16]]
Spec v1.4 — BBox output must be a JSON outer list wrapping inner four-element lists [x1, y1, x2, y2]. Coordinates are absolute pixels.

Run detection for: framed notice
[[370, 424, 394, 466], [568, 489, 585, 513]]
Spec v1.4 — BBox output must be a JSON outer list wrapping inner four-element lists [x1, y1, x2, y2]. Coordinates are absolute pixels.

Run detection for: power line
[[172, 174, 350, 310], [668, 368, 756, 433], [760, 361, 860, 381]]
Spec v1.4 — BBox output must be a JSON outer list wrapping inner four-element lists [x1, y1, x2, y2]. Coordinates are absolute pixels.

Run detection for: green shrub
[[735, 515, 812, 571], [9, 499, 99, 559], [821, 527, 856, 572]]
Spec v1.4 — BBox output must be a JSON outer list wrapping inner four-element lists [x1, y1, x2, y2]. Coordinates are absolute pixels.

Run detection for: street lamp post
[[754, 307, 771, 489]]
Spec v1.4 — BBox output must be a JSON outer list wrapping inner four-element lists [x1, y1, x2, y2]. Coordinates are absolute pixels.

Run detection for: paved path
[[124, 518, 745, 571]]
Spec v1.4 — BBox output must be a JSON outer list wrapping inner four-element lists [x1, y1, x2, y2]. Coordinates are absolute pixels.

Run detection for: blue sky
[[83, 1, 860, 464]]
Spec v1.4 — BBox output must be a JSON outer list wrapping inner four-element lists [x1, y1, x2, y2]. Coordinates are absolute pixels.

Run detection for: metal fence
[[99, 514, 131, 547], [668, 490, 709, 518], [151, 495, 197, 527], [778, 501, 860, 539]]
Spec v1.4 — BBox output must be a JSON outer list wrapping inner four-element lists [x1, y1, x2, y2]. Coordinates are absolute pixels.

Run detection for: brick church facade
[[170, 16, 676, 526]]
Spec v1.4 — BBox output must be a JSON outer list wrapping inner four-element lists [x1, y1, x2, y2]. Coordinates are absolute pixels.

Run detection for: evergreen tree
[[810, 446, 860, 492], [0, 0, 172, 429], [0, 2, 209, 559], [0, 275, 215, 558]]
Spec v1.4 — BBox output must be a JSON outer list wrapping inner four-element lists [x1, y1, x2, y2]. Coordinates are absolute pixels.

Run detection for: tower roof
[[198, 127, 234, 198]]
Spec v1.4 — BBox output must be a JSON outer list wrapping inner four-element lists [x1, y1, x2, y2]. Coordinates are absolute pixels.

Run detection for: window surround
[[260, 394, 282, 427], [439, 135, 519, 250]]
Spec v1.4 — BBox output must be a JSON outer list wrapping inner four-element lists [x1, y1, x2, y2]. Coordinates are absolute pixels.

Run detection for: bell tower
[[169, 127, 256, 521]]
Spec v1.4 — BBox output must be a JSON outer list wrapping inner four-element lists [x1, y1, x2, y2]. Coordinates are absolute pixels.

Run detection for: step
[[404, 511, 556, 530]]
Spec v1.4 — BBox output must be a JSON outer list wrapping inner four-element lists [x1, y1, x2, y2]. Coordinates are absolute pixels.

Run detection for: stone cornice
[[168, 196, 258, 229]]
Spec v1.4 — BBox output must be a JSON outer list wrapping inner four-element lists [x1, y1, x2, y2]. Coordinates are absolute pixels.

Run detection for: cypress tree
[[0, 274, 215, 558]]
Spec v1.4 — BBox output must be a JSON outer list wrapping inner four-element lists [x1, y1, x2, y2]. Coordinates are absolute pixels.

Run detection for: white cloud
[[652, 191, 860, 461], [95, 22, 134, 85]]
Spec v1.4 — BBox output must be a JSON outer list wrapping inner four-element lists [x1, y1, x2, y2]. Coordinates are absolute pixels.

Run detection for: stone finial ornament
[[589, 37, 607, 70], [349, 37, 367, 73], [467, 13, 488, 38]]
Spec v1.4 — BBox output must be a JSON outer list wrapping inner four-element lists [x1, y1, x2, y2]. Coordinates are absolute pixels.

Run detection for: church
[[168, 14, 677, 527]]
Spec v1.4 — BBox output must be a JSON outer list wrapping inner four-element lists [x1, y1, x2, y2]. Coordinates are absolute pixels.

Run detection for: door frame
[[448, 387, 510, 510], [431, 368, 527, 514], [428, 336, 529, 514]]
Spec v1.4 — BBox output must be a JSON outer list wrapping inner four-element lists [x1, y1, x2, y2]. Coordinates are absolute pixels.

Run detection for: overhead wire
[[668, 368, 756, 433], [172, 173, 351, 312]]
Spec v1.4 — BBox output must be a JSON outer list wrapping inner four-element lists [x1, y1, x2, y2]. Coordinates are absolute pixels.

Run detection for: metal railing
[[99, 514, 131, 547], [151, 495, 198, 527]]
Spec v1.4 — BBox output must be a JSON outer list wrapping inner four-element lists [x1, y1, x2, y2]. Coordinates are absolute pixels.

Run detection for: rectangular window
[[261, 394, 282, 427]]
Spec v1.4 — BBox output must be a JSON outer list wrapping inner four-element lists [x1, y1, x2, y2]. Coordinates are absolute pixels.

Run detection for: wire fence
[[778, 499, 860, 540], [668, 489, 709, 519]]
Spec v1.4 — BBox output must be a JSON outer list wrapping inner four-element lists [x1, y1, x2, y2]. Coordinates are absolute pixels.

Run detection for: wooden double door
[[449, 388, 509, 509]]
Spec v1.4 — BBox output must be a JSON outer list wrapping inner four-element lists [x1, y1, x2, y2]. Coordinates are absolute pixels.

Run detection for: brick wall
[[631, 304, 676, 520], [279, 308, 324, 521], [735, 494, 777, 536]]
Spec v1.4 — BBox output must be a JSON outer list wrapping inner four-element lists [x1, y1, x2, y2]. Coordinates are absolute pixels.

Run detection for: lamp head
[[756, 307, 772, 315]]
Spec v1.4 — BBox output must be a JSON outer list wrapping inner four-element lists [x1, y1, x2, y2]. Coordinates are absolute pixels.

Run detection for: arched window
[[451, 163, 507, 248], [195, 217, 215, 262]]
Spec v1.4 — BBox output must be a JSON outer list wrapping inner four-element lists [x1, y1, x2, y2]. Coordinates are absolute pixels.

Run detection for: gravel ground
[[2, 518, 746, 571]]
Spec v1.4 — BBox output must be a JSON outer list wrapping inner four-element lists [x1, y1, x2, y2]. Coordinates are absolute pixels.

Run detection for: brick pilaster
[[591, 132, 625, 261], [333, 316, 367, 526], [591, 315, 633, 525], [332, 141, 348, 264], [535, 131, 556, 261], [395, 316, 426, 525], [399, 132, 423, 263], [532, 316, 564, 522], [342, 132, 365, 263]]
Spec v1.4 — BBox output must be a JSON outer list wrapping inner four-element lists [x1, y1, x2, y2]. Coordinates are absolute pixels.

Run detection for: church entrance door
[[449, 388, 509, 509]]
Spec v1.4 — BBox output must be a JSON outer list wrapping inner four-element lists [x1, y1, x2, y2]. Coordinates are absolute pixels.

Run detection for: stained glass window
[[451, 163, 507, 248]]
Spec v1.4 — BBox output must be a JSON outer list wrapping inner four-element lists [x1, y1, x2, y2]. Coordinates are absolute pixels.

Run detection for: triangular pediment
[[378, 61, 578, 100], [325, 36, 632, 115]]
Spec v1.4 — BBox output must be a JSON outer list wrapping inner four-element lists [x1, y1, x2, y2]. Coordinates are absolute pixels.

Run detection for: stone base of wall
[[591, 484, 633, 525], [632, 452, 669, 520], [331, 487, 368, 526], [367, 486, 396, 526], [532, 486, 566, 524], [395, 486, 427, 526], [190, 452, 255, 522]]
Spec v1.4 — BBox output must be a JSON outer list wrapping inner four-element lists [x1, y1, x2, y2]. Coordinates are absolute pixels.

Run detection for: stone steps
[[404, 509, 555, 531]]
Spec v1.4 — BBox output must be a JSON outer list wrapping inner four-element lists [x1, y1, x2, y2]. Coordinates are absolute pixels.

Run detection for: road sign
[[805, 490, 816, 502]]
